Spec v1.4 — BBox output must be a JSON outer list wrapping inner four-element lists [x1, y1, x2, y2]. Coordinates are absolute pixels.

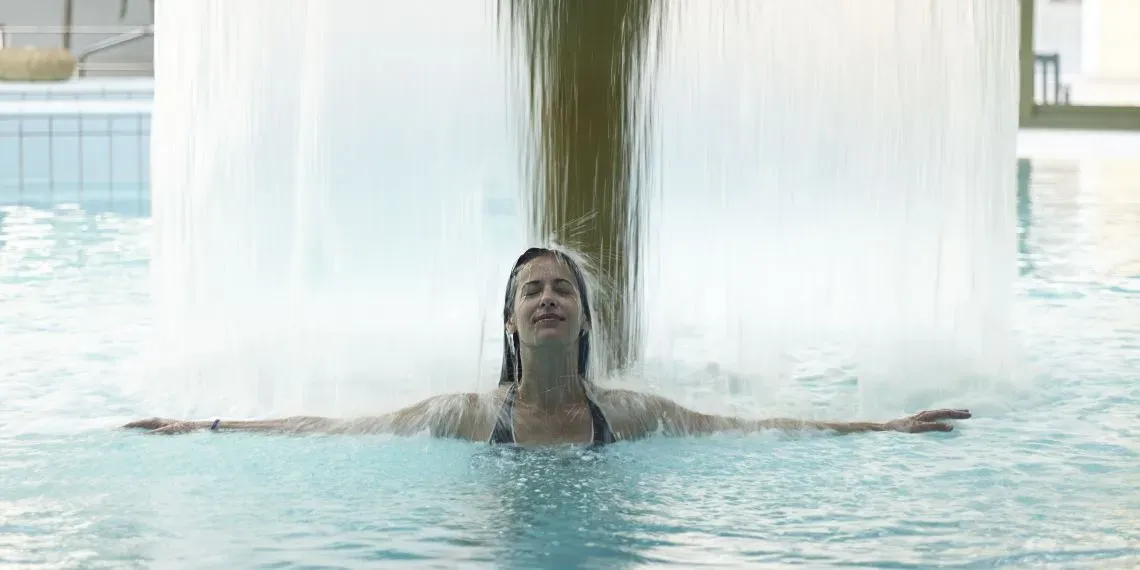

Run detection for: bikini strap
[[489, 382, 615, 446], [587, 397, 616, 445], [488, 382, 518, 444]]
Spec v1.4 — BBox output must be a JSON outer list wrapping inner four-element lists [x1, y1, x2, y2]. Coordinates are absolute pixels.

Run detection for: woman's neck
[[516, 343, 588, 413]]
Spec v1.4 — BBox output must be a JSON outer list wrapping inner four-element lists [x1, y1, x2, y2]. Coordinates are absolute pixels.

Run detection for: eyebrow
[[521, 278, 575, 288]]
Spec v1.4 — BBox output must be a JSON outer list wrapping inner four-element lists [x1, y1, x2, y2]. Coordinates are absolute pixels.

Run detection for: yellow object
[[0, 46, 77, 81]]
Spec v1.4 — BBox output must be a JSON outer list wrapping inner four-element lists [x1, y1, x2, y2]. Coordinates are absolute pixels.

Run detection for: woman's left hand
[[884, 409, 971, 433]]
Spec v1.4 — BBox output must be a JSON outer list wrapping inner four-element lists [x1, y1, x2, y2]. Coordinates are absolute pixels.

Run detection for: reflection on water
[[1019, 156, 1140, 285], [1015, 150, 1140, 391], [1078, 159, 1140, 279]]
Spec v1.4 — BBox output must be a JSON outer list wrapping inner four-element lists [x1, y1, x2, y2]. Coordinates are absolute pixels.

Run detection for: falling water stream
[[638, 0, 1021, 418], [148, 0, 1019, 421], [148, 0, 519, 417]]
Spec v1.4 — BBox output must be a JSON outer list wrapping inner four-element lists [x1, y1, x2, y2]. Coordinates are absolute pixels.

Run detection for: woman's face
[[506, 255, 589, 348]]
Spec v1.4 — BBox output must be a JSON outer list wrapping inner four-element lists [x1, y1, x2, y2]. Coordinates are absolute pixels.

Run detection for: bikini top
[[488, 382, 616, 446]]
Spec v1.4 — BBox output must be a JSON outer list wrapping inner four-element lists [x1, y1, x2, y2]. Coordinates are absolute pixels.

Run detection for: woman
[[125, 247, 971, 443]]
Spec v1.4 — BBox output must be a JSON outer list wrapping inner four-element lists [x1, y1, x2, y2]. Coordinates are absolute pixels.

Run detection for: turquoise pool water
[[2, 155, 1139, 569]]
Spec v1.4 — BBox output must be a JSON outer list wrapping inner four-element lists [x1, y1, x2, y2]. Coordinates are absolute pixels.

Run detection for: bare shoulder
[[593, 387, 670, 412], [422, 388, 506, 411], [591, 387, 671, 441], [439, 385, 512, 441]]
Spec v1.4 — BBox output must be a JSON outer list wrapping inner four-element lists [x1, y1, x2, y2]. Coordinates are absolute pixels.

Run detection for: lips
[[533, 313, 563, 324]]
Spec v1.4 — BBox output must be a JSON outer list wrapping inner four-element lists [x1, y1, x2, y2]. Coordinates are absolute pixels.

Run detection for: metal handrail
[[0, 25, 147, 35], [1034, 52, 1071, 105], [75, 26, 153, 77]]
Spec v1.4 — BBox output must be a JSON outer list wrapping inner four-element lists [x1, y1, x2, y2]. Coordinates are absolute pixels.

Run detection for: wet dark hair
[[499, 247, 593, 385]]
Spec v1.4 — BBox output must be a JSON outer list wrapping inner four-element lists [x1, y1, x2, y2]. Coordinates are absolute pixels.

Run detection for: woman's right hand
[[882, 409, 971, 433], [123, 417, 207, 434]]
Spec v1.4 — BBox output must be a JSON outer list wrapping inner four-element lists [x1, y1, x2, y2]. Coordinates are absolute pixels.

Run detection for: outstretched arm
[[123, 393, 481, 438], [605, 390, 970, 438]]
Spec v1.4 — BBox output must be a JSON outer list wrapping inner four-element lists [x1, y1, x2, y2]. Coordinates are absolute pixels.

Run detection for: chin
[[531, 332, 575, 346]]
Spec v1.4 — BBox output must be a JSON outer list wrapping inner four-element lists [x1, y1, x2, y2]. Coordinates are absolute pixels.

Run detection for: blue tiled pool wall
[[0, 84, 154, 103], [0, 83, 152, 215]]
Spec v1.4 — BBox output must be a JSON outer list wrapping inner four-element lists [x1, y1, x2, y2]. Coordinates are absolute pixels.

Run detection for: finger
[[915, 409, 971, 422], [913, 421, 954, 433]]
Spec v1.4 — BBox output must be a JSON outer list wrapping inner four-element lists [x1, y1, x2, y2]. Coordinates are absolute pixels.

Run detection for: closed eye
[[519, 279, 576, 298]]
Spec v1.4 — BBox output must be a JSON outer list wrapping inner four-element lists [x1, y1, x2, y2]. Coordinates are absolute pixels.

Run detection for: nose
[[538, 287, 559, 307]]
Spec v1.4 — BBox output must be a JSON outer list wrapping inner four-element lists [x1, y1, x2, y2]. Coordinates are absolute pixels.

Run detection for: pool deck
[[0, 78, 153, 117], [0, 77, 154, 96], [1017, 128, 1140, 159], [0, 99, 151, 117]]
